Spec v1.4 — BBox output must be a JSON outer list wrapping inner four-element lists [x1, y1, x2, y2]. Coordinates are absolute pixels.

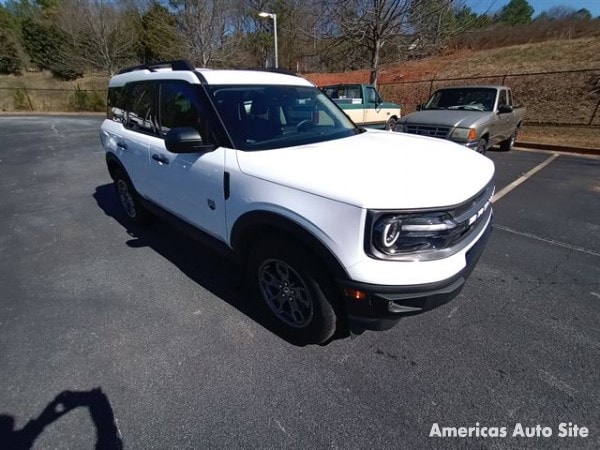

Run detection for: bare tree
[[220, 0, 334, 71], [331, 0, 415, 86], [55, 0, 138, 75], [328, 0, 485, 86], [279, 0, 337, 72], [169, 0, 237, 67]]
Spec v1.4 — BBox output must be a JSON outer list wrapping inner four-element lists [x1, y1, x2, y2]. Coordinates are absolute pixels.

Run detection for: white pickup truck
[[100, 61, 494, 345], [322, 83, 402, 130]]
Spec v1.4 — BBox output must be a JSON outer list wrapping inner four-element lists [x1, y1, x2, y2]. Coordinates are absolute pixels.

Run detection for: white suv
[[100, 60, 494, 345]]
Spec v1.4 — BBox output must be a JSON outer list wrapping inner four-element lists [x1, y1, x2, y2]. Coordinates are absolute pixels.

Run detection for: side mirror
[[416, 104, 423, 111], [498, 104, 513, 114], [165, 127, 215, 153]]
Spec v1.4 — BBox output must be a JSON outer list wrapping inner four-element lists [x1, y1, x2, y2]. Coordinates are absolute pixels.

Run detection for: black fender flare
[[105, 152, 127, 180], [230, 211, 349, 281]]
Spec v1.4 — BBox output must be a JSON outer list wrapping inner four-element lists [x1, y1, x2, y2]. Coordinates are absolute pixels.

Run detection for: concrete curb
[[0, 111, 105, 116], [515, 141, 600, 156]]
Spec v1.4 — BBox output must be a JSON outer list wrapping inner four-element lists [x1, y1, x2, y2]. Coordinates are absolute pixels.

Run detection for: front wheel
[[499, 131, 517, 152], [385, 117, 397, 131], [475, 138, 487, 155], [247, 238, 339, 345]]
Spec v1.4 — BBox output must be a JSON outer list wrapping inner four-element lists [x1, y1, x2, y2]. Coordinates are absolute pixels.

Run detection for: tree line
[[0, 0, 597, 86]]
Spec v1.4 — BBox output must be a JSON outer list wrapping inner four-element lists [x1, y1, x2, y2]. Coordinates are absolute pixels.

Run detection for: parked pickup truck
[[396, 86, 525, 154], [322, 83, 401, 130]]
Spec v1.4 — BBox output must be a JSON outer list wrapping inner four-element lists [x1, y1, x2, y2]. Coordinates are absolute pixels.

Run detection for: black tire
[[499, 130, 517, 152], [247, 238, 339, 345], [113, 169, 150, 225], [475, 138, 487, 155], [385, 117, 397, 131]]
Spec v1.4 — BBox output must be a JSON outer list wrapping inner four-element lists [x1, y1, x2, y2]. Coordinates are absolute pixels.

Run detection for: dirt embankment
[[304, 38, 600, 148]]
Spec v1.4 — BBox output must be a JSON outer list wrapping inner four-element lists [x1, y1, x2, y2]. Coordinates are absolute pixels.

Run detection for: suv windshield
[[424, 88, 497, 112], [208, 85, 359, 150]]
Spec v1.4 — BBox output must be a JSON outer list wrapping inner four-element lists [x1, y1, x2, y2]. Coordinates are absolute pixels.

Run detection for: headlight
[[372, 212, 461, 256], [451, 127, 477, 141], [368, 182, 495, 260]]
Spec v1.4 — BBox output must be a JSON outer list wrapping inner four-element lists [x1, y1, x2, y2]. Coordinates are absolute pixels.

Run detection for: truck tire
[[475, 138, 487, 155], [499, 131, 517, 152], [113, 169, 150, 225], [385, 117, 397, 131], [247, 237, 339, 345]]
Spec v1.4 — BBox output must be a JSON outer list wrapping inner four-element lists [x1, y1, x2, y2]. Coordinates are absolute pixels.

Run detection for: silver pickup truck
[[396, 86, 525, 154]]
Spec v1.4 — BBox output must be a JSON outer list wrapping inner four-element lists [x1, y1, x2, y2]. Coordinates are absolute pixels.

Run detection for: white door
[[145, 81, 228, 240], [107, 81, 158, 196]]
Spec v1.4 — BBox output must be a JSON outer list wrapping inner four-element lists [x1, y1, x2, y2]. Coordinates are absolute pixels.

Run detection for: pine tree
[[0, 30, 22, 75], [497, 0, 534, 25]]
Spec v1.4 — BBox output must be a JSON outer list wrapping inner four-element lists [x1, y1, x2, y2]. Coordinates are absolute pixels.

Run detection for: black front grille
[[447, 182, 494, 247], [405, 124, 450, 138], [452, 182, 495, 223]]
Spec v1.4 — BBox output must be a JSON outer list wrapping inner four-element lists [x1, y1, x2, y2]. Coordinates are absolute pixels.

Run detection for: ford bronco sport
[[100, 60, 494, 345]]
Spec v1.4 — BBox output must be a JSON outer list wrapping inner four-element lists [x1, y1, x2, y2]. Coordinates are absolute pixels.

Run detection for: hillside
[[305, 37, 600, 148], [1, 37, 599, 148], [305, 38, 600, 86], [0, 71, 108, 112]]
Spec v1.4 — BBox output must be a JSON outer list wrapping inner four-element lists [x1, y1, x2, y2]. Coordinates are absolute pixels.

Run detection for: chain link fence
[[379, 68, 600, 126], [2, 69, 600, 127]]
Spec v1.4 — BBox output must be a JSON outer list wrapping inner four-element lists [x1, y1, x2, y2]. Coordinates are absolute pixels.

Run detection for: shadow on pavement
[[0, 388, 122, 450], [93, 183, 340, 346]]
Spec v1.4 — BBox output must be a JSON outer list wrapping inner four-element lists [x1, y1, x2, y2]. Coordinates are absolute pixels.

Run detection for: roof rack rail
[[244, 67, 300, 77], [117, 60, 195, 75]]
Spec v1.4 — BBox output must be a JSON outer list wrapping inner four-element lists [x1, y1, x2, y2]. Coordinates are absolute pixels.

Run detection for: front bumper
[[340, 218, 492, 331]]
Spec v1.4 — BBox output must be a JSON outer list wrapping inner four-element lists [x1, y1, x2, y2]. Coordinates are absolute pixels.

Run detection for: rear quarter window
[[125, 82, 157, 135], [107, 87, 126, 122]]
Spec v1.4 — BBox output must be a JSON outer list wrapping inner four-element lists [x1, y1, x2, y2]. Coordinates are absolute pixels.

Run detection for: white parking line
[[492, 153, 560, 203], [493, 224, 600, 257], [514, 147, 600, 160]]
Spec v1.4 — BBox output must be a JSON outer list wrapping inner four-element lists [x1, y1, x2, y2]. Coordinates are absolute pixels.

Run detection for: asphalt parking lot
[[1, 116, 599, 449]]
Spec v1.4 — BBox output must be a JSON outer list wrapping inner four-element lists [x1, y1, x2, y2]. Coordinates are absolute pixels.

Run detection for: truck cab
[[322, 84, 401, 130]]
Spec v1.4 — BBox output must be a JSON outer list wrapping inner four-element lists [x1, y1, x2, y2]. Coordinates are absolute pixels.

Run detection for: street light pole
[[259, 12, 278, 69]]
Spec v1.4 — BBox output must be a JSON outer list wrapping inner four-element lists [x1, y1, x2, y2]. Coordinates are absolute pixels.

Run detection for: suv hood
[[235, 130, 494, 210], [399, 110, 487, 128]]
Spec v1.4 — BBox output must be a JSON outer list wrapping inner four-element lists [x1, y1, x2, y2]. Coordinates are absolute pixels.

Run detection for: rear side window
[[125, 82, 157, 135], [107, 87, 126, 122]]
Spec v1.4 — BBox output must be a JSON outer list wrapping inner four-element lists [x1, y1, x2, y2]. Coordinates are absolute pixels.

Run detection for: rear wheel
[[247, 238, 339, 345], [113, 169, 149, 225]]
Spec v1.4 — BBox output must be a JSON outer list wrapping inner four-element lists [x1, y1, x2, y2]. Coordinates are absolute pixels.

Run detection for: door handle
[[116, 141, 128, 149], [152, 154, 170, 165]]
